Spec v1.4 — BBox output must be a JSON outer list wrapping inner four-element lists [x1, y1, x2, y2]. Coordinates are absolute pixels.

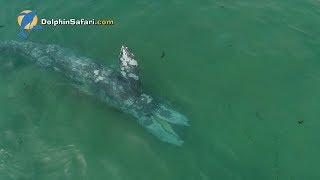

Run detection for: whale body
[[0, 41, 189, 145]]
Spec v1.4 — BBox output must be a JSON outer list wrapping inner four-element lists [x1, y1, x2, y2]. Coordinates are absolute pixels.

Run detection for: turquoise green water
[[1, 0, 320, 179]]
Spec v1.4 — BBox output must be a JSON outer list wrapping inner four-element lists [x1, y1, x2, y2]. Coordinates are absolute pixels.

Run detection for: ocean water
[[0, 0, 320, 179]]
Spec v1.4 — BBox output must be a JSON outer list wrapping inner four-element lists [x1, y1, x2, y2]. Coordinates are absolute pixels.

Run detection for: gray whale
[[0, 41, 189, 146]]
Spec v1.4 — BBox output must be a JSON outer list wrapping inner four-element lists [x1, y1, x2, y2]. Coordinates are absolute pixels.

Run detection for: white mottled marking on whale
[[141, 94, 152, 103], [101, 69, 112, 76], [128, 73, 139, 80], [94, 70, 99, 76], [124, 98, 134, 106], [120, 46, 138, 67], [31, 47, 42, 58], [74, 58, 88, 67], [121, 71, 126, 77], [95, 76, 104, 83], [46, 45, 56, 53]]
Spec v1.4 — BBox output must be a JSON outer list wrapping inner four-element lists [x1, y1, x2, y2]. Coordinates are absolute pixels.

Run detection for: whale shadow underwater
[[0, 41, 189, 146]]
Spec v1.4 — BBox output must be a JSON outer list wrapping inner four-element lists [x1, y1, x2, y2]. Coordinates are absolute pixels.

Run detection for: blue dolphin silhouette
[[18, 10, 43, 39]]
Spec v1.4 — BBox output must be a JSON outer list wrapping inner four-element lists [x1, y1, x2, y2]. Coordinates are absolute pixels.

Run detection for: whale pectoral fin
[[118, 45, 142, 90]]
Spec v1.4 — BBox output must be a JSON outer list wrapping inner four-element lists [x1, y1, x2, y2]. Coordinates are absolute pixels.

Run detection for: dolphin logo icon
[[17, 10, 43, 39]]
